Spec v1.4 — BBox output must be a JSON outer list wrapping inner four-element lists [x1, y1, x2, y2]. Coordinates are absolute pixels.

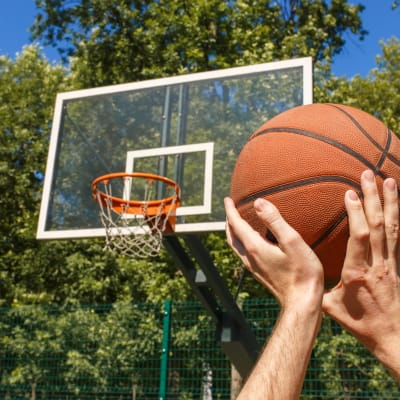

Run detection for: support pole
[[163, 235, 260, 378], [159, 300, 172, 400]]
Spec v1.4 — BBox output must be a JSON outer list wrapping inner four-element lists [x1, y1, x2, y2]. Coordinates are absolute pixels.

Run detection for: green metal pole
[[159, 300, 172, 400]]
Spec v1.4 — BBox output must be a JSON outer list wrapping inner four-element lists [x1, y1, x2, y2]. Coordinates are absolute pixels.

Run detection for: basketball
[[230, 103, 400, 287]]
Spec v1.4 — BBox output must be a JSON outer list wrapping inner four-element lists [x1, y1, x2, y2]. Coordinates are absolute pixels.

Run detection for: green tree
[[313, 318, 400, 397], [314, 37, 400, 135], [0, 306, 65, 399], [31, 0, 366, 85], [0, 302, 164, 398], [0, 47, 67, 306], [0, 2, 398, 397]]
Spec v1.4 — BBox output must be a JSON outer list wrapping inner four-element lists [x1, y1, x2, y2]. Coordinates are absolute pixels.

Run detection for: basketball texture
[[230, 103, 400, 288]]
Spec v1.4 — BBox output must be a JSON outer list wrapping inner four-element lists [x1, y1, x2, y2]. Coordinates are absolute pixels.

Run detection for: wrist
[[283, 278, 324, 317], [367, 333, 400, 379], [279, 289, 323, 340]]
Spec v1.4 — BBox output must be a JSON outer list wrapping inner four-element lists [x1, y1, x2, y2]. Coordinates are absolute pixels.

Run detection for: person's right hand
[[225, 196, 324, 310]]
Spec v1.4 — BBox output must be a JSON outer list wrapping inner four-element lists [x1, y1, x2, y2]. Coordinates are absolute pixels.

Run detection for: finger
[[322, 287, 342, 316], [224, 197, 260, 245], [225, 197, 267, 242], [361, 170, 385, 260], [224, 198, 251, 264], [343, 189, 370, 263], [224, 197, 272, 264], [383, 178, 399, 260], [225, 214, 247, 260], [253, 198, 305, 255], [225, 216, 241, 254]]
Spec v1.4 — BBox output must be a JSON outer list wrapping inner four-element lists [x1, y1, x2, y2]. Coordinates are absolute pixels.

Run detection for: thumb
[[253, 198, 306, 254], [322, 282, 343, 316]]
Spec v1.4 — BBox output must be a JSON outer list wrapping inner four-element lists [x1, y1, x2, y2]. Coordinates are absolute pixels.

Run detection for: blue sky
[[0, 0, 399, 78]]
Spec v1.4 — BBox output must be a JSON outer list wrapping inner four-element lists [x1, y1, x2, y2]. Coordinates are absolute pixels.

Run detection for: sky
[[0, 1, 399, 78]]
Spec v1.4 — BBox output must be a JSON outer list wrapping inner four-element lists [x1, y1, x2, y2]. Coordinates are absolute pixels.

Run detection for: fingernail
[[347, 190, 359, 201], [384, 178, 397, 192], [254, 198, 267, 212], [363, 170, 375, 182]]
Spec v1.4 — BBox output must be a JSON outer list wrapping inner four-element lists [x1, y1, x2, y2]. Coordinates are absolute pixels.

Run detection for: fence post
[[159, 300, 172, 400]]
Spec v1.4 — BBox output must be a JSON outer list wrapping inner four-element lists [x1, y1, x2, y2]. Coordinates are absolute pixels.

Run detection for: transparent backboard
[[37, 57, 313, 239]]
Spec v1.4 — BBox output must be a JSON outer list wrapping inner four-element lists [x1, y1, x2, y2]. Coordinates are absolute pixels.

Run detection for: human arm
[[322, 170, 400, 381], [224, 197, 324, 399]]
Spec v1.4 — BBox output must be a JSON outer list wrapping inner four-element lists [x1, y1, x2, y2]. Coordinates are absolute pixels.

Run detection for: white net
[[94, 174, 180, 258]]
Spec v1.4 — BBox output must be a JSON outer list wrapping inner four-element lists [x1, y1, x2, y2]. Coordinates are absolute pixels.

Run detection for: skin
[[224, 170, 400, 399], [225, 196, 324, 399], [323, 170, 400, 381]]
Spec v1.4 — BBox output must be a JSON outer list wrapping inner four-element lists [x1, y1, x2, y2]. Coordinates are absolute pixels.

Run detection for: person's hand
[[226, 197, 324, 399], [322, 170, 400, 379], [224, 196, 324, 309]]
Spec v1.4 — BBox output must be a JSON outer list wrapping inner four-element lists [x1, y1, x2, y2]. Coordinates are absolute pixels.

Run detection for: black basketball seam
[[311, 187, 364, 250], [236, 176, 360, 258], [236, 176, 361, 207], [311, 210, 347, 250], [377, 128, 391, 169], [328, 104, 388, 151], [327, 104, 398, 167], [251, 126, 389, 179]]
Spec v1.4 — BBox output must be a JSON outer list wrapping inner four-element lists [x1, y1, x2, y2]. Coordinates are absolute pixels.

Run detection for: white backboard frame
[[125, 142, 214, 216], [37, 57, 313, 239]]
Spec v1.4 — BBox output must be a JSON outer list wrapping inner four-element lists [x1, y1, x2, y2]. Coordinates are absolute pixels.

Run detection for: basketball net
[[93, 173, 180, 258]]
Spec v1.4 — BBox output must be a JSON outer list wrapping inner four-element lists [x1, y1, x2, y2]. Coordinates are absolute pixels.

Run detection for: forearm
[[237, 303, 322, 400]]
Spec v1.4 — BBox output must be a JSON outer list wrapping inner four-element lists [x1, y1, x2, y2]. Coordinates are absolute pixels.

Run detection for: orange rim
[[92, 172, 181, 215]]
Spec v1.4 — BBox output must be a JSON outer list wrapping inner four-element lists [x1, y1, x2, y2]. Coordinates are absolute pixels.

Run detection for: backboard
[[37, 57, 313, 239]]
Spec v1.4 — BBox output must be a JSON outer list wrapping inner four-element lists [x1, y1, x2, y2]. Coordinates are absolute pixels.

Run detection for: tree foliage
[[32, 0, 366, 85], [0, 47, 66, 305], [314, 37, 400, 135]]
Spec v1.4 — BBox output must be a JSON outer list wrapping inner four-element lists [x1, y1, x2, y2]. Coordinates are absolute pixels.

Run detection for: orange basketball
[[230, 103, 400, 288]]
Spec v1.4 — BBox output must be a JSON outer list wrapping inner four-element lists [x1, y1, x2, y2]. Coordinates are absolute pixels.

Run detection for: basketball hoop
[[92, 172, 180, 258]]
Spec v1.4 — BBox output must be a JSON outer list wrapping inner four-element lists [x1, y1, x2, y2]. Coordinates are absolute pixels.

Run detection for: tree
[[0, 47, 67, 305], [0, 302, 164, 398], [314, 37, 400, 135], [31, 0, 366, 86]]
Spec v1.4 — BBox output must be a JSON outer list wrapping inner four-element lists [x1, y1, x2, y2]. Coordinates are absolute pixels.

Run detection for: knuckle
[[245, 241, 258, 255], [341, 268, 367, 285], [352, 228, 370, 242], [369, 213, 385, 230], [387, 223, 400, 239], [281, 229, 301, 247], [263, 207, 281, 225]]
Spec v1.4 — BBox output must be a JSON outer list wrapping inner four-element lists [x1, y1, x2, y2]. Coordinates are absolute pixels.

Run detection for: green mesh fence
[[0, 298, 398, 399]]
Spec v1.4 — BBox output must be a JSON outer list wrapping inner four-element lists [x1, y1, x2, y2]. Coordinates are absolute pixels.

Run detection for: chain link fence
[[0, 298, 398, 399]]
